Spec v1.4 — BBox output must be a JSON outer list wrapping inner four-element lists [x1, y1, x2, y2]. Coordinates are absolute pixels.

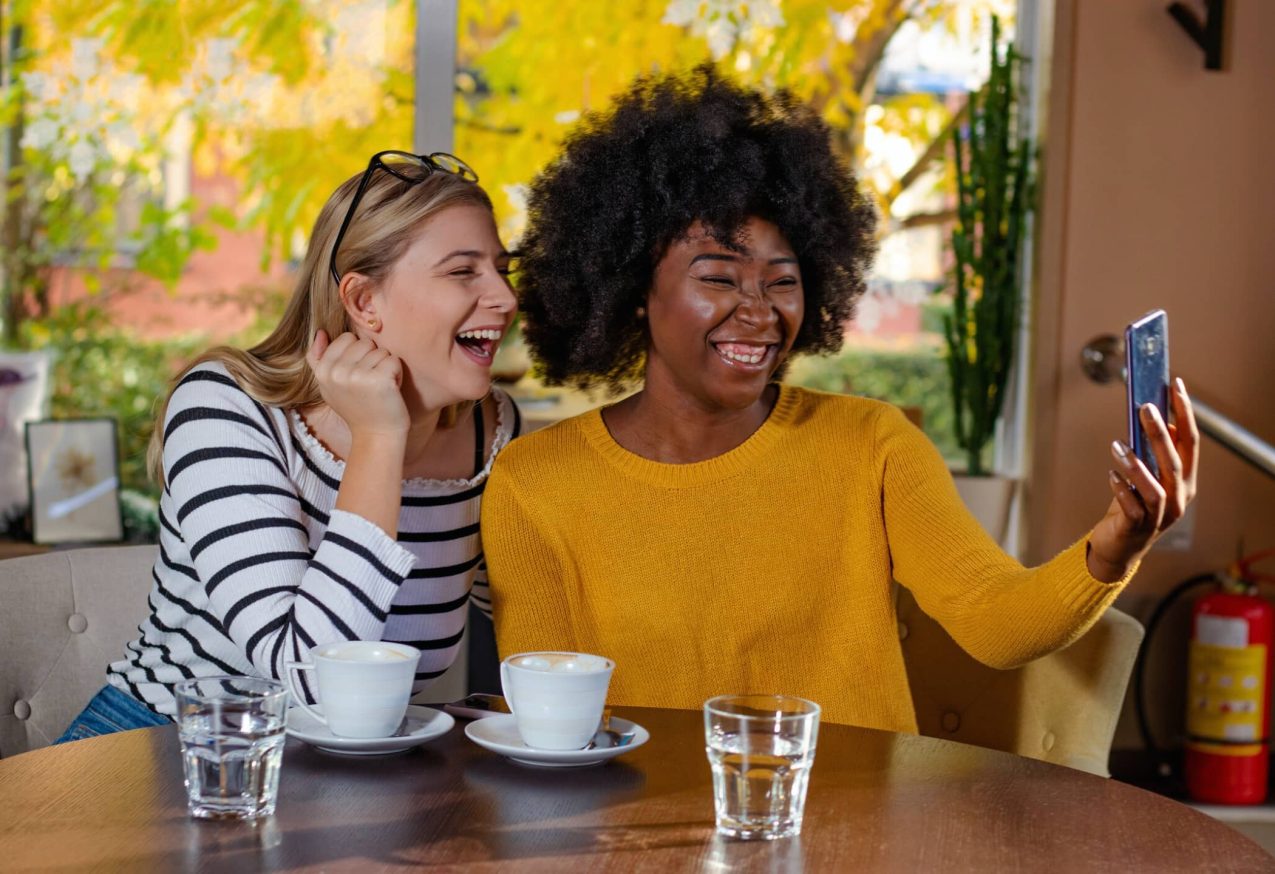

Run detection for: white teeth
[[457, 329, 503, 341], [719, 347, 765, 364]]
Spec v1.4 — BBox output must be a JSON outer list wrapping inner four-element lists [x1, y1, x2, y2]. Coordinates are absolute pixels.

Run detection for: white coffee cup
[[285, 640, 420, 738], [499, 651, 615, 751]]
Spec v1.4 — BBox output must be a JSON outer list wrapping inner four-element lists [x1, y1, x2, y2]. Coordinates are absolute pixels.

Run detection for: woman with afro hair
[[481, 66, 1198, 731]]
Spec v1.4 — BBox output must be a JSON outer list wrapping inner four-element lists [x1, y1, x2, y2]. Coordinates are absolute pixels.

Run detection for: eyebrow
[[434, 249, 510, 268], [689, 253, 798, 266]]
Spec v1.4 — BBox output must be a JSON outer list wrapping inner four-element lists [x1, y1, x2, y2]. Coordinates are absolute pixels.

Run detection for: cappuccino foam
[[515, 653, 609, 674], [320, 642, 411, 662]]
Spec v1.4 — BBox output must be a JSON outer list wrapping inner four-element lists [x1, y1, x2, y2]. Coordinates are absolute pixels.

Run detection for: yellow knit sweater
[[482, 386, 1134, 731]]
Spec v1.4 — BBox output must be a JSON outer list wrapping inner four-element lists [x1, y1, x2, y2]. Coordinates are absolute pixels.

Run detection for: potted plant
[[943, 17, 1035, 542]]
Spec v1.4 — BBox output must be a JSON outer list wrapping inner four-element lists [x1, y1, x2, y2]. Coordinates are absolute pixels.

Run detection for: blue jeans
[[55, 685, 171, 744]]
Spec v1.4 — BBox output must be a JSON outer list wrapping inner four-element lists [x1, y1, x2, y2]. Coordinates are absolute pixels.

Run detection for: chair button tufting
[[897, 621, 909, 641], [68, 613, 88, 634], [941, 711, 960, 733], [13, 700, 31, 720], [1042, 732, 1057, 752]]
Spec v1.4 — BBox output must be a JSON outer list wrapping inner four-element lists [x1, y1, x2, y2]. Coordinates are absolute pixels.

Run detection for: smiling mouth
[[455, 328, 503, 365], [713, 342, 775, 370]]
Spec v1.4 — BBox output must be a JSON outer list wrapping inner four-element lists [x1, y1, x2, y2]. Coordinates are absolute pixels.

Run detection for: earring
[[636, 306, 647, 319], [367, 318, 379, 330]]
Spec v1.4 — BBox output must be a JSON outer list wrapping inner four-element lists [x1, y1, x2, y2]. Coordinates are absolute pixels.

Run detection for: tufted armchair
[[0, 545, 156, 757], [1, 546, 1143, 774], [897, 586, 1145, 776]]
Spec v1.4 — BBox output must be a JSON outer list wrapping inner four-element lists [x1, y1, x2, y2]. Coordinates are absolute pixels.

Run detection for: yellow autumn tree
[[4, 0, 1011, 305], [456, 0, 1014, 239]]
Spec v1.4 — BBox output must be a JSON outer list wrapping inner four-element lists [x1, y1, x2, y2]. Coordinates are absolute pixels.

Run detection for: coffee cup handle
[[498, 661, 516, 716], [284, 660, 327, 726]]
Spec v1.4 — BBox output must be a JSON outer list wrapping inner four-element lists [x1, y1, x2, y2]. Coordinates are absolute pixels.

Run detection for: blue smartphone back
[[1125, 310, 1169, 477]]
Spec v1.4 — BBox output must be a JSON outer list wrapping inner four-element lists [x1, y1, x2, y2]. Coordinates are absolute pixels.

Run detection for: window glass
[[456, 0, 1017, 462], [2, 1, 414, 510]]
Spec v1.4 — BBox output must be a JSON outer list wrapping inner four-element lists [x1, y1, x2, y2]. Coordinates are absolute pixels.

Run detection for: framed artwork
[[25, 418, 124, 544]]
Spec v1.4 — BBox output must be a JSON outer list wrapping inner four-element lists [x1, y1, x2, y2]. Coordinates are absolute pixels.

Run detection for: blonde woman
[[58, 152, 519, 740]]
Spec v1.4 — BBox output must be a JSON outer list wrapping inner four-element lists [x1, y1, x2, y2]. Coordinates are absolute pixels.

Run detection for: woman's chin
[[705, 372, 781, 409], [401, 374, 491, 416], [443, 376, 493, 406]]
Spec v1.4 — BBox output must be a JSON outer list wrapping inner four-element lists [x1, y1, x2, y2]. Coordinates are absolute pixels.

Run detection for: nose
[[734, 283, 778, 329], [482, 271, 517, 314]]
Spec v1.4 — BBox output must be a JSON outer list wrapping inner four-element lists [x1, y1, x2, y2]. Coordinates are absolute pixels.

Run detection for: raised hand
[[1085, 378, 1200, 582], [307, 330, 409, 438]]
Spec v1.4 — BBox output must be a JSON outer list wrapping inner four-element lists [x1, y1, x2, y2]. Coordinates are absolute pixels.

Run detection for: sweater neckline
[[578, 384, 803, 488]]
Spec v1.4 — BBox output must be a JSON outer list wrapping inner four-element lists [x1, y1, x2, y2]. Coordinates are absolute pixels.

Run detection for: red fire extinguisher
[[1185, 575, 1274, 805]]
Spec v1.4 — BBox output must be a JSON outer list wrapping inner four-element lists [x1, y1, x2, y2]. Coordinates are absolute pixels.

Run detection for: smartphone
[[1124, 309, 1170, 478], [443, 693, 510, 720]]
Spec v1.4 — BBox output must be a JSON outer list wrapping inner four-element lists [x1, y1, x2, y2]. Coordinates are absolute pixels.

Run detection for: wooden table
[[0, 707, 1269, 872]]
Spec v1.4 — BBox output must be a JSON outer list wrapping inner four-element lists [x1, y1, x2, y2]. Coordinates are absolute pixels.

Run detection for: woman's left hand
[[1086, 377, 1200, 582]]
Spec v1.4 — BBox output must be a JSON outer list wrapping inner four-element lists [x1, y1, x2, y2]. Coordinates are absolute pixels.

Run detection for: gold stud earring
[[636, 306, 647, 319], [367, 318, 379, 330]]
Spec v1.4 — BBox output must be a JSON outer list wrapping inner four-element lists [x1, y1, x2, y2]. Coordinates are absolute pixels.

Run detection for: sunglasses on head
[[328, 150, 479, 287]]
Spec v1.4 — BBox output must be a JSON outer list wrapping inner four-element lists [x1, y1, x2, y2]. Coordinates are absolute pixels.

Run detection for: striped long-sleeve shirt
[[107, 362, 520, 716]]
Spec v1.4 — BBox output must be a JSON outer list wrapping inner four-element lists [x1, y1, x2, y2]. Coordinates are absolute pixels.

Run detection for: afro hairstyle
[[516, 64, 878, 392]]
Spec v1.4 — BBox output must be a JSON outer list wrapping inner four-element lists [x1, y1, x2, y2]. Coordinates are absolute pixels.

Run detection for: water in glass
[[703, 694, 820, 840], [176, 677, 287, 820], [707, 728, 813, 839]]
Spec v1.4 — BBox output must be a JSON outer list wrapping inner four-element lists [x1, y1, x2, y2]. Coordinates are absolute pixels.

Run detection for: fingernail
[[1176, 377, 1187, 394], [1112, 440, 1131, 463], [1141, 403, 1161, 422], [1108, 470, 1122, 487]]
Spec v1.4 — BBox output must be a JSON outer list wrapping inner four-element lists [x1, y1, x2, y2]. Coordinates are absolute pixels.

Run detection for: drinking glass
[[176, 676, 288, 820], [703, 694, 821, 840]]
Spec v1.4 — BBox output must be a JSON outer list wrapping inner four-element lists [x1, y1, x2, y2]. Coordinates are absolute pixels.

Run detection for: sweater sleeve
[[162, 366, 417, 682], [481, 454, 577, 657], [877, 404, 1137, 669]]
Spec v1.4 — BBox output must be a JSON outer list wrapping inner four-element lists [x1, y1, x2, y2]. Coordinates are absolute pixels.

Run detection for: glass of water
[[704, 694, 821, 840], [175, 676, 288, 820]]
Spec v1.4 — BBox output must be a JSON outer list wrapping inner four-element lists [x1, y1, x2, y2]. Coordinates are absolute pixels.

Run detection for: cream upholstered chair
[[896, 586, 1145, 776], [0, 545, 156, 758]]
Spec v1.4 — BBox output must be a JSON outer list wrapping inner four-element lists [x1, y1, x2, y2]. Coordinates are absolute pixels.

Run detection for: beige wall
[[1028, 0, 1275, 747]]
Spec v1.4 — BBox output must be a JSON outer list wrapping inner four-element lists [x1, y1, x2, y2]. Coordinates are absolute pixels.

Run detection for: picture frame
[[24, 417, 124, 545]]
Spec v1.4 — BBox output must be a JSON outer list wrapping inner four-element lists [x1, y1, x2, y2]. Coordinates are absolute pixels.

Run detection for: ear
[[339, 274, 381, 333]]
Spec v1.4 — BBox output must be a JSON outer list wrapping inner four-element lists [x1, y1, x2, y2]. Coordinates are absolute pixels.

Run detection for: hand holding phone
[[1125, 310, 1170, 478], [1084, 307, 1199, 582]]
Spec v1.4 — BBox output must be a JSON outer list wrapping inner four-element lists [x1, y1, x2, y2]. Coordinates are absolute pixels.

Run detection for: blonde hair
[[147, 166, 494, 484]]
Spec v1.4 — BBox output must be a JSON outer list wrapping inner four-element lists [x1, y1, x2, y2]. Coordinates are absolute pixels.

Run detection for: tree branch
[[890, 208, 957, 232], [455, 118, 522, 136], [886, 98, 968, 207], [850, 0, 918, 95]]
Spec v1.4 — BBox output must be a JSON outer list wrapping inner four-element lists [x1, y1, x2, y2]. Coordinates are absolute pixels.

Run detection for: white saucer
[[464, 714, 649, 768], [286, 704, 454, 756]]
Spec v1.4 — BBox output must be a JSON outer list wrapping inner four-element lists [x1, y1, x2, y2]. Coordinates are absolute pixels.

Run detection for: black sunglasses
[[328, 150, 479, 287]]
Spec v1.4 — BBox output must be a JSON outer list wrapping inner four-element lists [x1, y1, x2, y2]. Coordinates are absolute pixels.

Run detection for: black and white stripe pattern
[[107, 362, 519, 716]]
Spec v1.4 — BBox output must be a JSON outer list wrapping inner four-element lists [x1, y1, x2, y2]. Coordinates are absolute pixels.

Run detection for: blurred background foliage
[[1, 0, 1012, 527], [17, 295, 283, 542]]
